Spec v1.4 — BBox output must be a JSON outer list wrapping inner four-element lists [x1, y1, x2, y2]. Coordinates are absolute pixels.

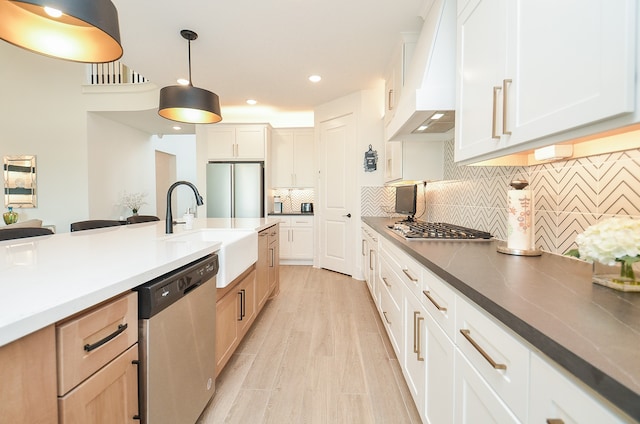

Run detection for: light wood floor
[[197, 266, 421, 424]]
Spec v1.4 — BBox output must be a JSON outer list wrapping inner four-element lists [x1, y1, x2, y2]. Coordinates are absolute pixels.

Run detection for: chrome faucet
[[166, 181, 204, 234]]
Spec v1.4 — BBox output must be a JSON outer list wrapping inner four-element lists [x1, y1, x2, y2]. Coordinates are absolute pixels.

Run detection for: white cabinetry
[[277, 215, 313, 264], [271, 128, 314, 188], [206, 124, 269, 160], [384, 140, 444, 184], [529, 353, 628, 424], [455, 0, 636, 163], [361, 224, 378, 299], [384, 36, 417, 127]]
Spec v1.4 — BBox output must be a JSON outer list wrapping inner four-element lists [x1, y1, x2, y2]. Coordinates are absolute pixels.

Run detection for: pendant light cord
[[187, 38, 193, 87]]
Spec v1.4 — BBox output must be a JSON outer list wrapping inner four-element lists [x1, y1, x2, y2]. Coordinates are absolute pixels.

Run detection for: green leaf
[[565, 249, 581, 258]]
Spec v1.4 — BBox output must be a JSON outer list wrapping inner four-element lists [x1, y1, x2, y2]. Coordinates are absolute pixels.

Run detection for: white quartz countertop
[[0, 217, 279, 347]]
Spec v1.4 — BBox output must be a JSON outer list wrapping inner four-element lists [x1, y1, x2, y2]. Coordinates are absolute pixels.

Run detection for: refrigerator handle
[[230, 164, 235, 217]]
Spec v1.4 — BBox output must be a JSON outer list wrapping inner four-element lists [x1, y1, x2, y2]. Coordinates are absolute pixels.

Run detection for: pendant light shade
[[0, 0, 122, 63], [158, 29, 222, 124]]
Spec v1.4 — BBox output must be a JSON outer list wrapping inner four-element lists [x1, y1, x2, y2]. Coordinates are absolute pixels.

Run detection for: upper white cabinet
[[384, 35, 417, 127], [271, 128, 314, 188], [384, 140, 444, 184], [206, 124, 269, 160], [455, 0, 637, 163]]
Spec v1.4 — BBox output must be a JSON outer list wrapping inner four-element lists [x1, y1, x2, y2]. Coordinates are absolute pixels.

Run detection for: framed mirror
[[4, 155, 37, 208]]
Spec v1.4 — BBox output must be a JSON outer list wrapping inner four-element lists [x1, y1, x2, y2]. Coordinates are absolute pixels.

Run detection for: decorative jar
[[3, 206, 18, 225]]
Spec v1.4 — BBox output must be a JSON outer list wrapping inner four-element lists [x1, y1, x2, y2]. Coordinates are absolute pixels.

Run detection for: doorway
[[155, 151, 176, 218]]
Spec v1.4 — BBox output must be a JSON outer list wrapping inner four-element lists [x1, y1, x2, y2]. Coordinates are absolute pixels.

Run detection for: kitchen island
[[363, 217, 640, 423], [0, 217, 279, 348]]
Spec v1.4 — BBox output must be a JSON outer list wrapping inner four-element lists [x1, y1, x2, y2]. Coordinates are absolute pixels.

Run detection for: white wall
[[87, 113, 157, 219], [0, 43, 89, 232]]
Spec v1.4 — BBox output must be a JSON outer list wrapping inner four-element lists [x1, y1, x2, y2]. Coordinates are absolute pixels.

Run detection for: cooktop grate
[[393, 220, 493, 240]]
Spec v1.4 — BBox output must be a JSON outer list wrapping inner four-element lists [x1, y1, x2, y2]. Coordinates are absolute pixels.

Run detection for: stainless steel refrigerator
[[206, 162, 264, 218]]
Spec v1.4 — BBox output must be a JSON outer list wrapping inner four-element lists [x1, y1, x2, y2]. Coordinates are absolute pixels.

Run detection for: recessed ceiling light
[[417, 125, 429, 131], [172, 126, 182, 130], [431, 112, 445, 120], [246, 99, 257, 105], [308, 75, 322, 83], [177, 78, 190, 86]]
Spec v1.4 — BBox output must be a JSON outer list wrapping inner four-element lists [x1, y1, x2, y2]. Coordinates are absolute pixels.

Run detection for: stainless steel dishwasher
[[134, 253, 219, 424]]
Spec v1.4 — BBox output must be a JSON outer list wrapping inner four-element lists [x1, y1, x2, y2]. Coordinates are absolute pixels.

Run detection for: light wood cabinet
[[271, 128, 315, 188], [268, 225, 279, 297], [256, 227, 271, 310], [215, 266, 256, 376], [0, 325, 58, 424], [58, 345, 139, 424], [455, 0, 636, 163], [56, 292, 139, 423], [206, 124, 269, 160]]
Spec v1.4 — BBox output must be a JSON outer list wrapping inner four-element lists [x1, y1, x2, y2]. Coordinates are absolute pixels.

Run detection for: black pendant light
[[158, 29, 222, 124], [0, 0, 122, 63]]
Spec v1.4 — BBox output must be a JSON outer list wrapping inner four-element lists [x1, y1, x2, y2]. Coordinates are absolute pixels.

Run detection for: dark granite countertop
[[363, 217, 640, 422]]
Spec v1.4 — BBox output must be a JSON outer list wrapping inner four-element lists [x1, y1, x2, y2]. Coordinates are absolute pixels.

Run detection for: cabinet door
[[207, 126, 236, 159], [58, 344, 139, 424], [256, 229, 270, 310], [506, 0, 635, 146], [529, 353, 628, 424], [238, 269, 256, 335], [424, 310, 455, 424], [455, 0, 509, 162], [293, 129, 315, 187], [289, 227, 313, 259], [271, 129, 294, 187], [268, 227, 279, 296], [236, 125, 266, 159], [404, 291, 427, 418], [361, 229, 370, 286], [279, 227, 291, 258], [384, 141, 403, 183], [454, 350, 519, 424], [215, 288, 239, 376]]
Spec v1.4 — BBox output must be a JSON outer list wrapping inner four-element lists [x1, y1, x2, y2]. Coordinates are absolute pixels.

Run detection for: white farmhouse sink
[[167, 229, 258, 287]]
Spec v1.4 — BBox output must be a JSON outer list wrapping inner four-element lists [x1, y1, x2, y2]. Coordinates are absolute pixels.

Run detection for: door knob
[[343, 213, 352, 218]]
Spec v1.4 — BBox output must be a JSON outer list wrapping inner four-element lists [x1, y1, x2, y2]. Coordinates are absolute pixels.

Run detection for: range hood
[[386, 0, 456, 141]]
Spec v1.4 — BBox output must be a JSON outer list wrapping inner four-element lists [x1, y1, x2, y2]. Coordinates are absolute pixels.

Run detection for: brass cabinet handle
[[388, 89, 394, 111], [417, 316, 425, 362], [383, 311, 391, 324], [492, 86, 502, 139], [382, 276, 391, 287], [413, 311, 420, 354], [423, 290, 447, 312], [502, 79, 512, 135], [269, 248, 274, 267], [402, 268, 418, 282], [369, 250, 375, 271], [546, 420, 564, 424], [459, 329, 507, 370]]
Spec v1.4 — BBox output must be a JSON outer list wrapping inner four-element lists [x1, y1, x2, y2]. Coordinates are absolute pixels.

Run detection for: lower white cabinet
[[454, 350, 520, 424], [361, 224, 378, 299], [529, 353, 628, 424], [367, 224, 633, 424], [278, 215, 313, 264]]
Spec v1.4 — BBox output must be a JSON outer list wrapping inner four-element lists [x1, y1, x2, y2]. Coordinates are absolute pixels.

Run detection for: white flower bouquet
[[567, 217, 640, 287], [120, 191, 148, 214]]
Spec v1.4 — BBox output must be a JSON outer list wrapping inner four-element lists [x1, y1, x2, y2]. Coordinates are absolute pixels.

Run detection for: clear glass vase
[[593, 258, 640, 292]]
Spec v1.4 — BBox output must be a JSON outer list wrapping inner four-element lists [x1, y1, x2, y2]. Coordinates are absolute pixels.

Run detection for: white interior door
[[318, 114, 355, 275]]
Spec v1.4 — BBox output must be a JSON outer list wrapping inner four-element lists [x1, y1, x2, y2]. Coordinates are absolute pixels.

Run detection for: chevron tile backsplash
[[361, 139, 640, 256]]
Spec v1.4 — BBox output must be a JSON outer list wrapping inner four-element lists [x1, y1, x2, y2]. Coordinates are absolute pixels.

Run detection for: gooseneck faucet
[[166, 181, 204, 234]]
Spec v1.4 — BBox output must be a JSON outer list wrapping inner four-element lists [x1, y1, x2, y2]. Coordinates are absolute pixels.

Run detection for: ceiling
[[104, 0, 427, 134]]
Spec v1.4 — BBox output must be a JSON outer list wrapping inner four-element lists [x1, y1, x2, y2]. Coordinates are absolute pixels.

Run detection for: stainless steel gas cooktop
[[391, 220, 493, 241]]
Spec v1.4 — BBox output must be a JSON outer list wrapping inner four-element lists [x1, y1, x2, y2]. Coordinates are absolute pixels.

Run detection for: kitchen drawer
[[289, 216, 313, 227], [378, 255, 403, 311], [56, 292, 138, 395], [380, 238, 422, 300], [379, 275, 402, 356], [421, 267, 456, 340], [455, 295, 530, 422], [273, 215, 291, 226]]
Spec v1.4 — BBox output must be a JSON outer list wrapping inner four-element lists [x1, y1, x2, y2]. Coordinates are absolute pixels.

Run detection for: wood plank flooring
[[197, 266, 421, 424]]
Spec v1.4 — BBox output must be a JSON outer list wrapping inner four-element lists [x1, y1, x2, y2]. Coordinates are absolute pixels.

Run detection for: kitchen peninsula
[[363, 217, 640, 423], [0, 218, 279, 423]]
